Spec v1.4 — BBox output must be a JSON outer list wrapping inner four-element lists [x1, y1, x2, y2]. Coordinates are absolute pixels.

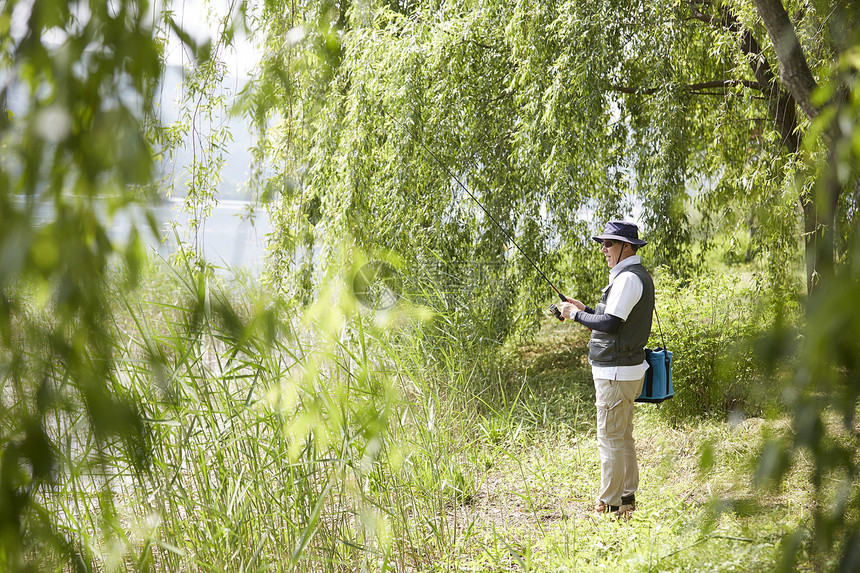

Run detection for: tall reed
[[15, 254, 486, 571]]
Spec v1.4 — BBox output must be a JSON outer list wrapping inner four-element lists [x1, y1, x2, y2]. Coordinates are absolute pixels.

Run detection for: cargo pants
[[594, 375, 645, 507]]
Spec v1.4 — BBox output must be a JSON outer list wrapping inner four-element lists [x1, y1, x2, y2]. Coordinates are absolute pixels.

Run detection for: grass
[[424, 321, 806, 572], [8, 260, 836, 571]]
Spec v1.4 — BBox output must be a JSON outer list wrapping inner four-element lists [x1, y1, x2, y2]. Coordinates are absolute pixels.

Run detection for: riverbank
[[16, 265, 829, 571]]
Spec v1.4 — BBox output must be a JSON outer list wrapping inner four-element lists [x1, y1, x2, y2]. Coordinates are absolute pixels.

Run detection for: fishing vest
[[588, 263, 655, 367]]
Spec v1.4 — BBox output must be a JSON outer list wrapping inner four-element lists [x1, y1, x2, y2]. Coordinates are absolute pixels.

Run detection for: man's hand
[[556, 299, 585, 320]]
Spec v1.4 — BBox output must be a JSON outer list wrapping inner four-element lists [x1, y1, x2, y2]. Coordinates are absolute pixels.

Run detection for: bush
[[652, 272, 782, 421]]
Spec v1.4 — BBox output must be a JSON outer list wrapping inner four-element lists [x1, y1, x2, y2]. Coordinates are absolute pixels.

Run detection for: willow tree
[[251, 0, 857, 338], [684, 0, 859, 292]]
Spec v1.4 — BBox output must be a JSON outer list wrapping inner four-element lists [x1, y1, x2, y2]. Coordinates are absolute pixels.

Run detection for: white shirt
[[590, 255, 650, 381]]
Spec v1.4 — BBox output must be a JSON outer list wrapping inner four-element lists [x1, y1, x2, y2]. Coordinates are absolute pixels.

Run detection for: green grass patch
[[418, 320, 806, 572]]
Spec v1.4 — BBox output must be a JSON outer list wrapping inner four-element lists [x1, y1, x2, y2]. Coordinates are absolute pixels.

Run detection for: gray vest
[[588, 263, 655, 367]]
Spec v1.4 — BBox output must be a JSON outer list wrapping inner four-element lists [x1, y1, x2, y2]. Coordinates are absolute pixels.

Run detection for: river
[[113, 198, 272, 275]]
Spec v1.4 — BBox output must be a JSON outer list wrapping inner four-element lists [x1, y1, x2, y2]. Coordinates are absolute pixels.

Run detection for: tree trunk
[[690, 4, 823, 289], [751, 0, 844, 293], [801, 190, 821, 291], [751, 0, 820, 121], [0, 87, 7, 131]]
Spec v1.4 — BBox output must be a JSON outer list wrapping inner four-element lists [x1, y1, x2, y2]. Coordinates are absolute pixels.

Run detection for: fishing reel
[[549, 294, 570, 321]]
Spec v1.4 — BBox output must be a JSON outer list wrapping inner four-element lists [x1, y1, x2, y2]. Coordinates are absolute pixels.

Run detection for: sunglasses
[[601, 239, 617, 248]]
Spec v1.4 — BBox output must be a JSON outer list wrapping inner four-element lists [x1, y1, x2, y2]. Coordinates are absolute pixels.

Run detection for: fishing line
[[378, 105, 570, 318]]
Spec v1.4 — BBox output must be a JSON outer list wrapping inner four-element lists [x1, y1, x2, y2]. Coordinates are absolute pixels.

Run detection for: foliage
[[652, 272, 791, 422], [252, 0, 675, 340], [247, 0, 859, 351], [243, 3, 860, 566], [752, 48, 860, 572], [115, 258, 408, 570], [0, 0, 165, 568], [160, 0, 250, 264], [2, 0, 859, 570], [162, 55, 232, 259], [0, 0, 254, 567], [4, 251, 826, 571]]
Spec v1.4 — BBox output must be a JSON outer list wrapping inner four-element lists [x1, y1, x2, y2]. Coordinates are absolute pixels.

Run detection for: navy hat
[[592, 220, 647, 246]]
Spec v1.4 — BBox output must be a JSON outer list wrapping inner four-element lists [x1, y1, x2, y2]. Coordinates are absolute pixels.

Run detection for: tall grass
[[13, 254, 489, 571]]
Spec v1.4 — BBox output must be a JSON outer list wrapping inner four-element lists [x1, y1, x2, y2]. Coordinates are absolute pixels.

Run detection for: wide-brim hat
[[592, 220, 648, 246]]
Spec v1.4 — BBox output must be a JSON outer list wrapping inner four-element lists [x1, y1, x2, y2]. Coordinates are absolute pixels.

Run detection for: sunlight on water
[[111, 198, 272, 274]]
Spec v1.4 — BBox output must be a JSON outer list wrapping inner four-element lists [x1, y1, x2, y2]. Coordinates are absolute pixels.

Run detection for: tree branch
[[687, 1, 800, 153], [750, 0, 820, 121], [611, 79, 763, 95]]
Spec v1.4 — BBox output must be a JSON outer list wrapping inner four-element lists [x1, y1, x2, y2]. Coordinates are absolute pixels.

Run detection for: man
[[556, 220, 654, 519]]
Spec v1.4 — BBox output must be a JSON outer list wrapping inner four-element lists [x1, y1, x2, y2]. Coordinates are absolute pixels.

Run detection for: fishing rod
[[379, 106, 570, 321]]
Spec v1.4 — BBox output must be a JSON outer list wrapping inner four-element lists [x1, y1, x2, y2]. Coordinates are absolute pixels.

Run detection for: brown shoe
[[613, 503, 635, 520], [592, 501, 619, 514]]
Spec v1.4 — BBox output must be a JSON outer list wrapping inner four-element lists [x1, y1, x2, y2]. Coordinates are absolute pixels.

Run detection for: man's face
[[600, 239, 625, 268]]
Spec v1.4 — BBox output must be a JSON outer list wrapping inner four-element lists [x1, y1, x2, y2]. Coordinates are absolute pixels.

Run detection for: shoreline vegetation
[[16, 255, 847, 572]]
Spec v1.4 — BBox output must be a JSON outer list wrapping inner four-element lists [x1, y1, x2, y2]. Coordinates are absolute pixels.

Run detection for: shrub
[[652, 272, 781, 421]]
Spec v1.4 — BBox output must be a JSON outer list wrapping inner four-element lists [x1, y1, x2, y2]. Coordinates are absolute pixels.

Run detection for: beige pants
[[594, 376, 645, 506]]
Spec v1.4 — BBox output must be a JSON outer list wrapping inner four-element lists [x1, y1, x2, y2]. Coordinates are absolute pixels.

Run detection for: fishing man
[[555, 221, 654, 519]]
